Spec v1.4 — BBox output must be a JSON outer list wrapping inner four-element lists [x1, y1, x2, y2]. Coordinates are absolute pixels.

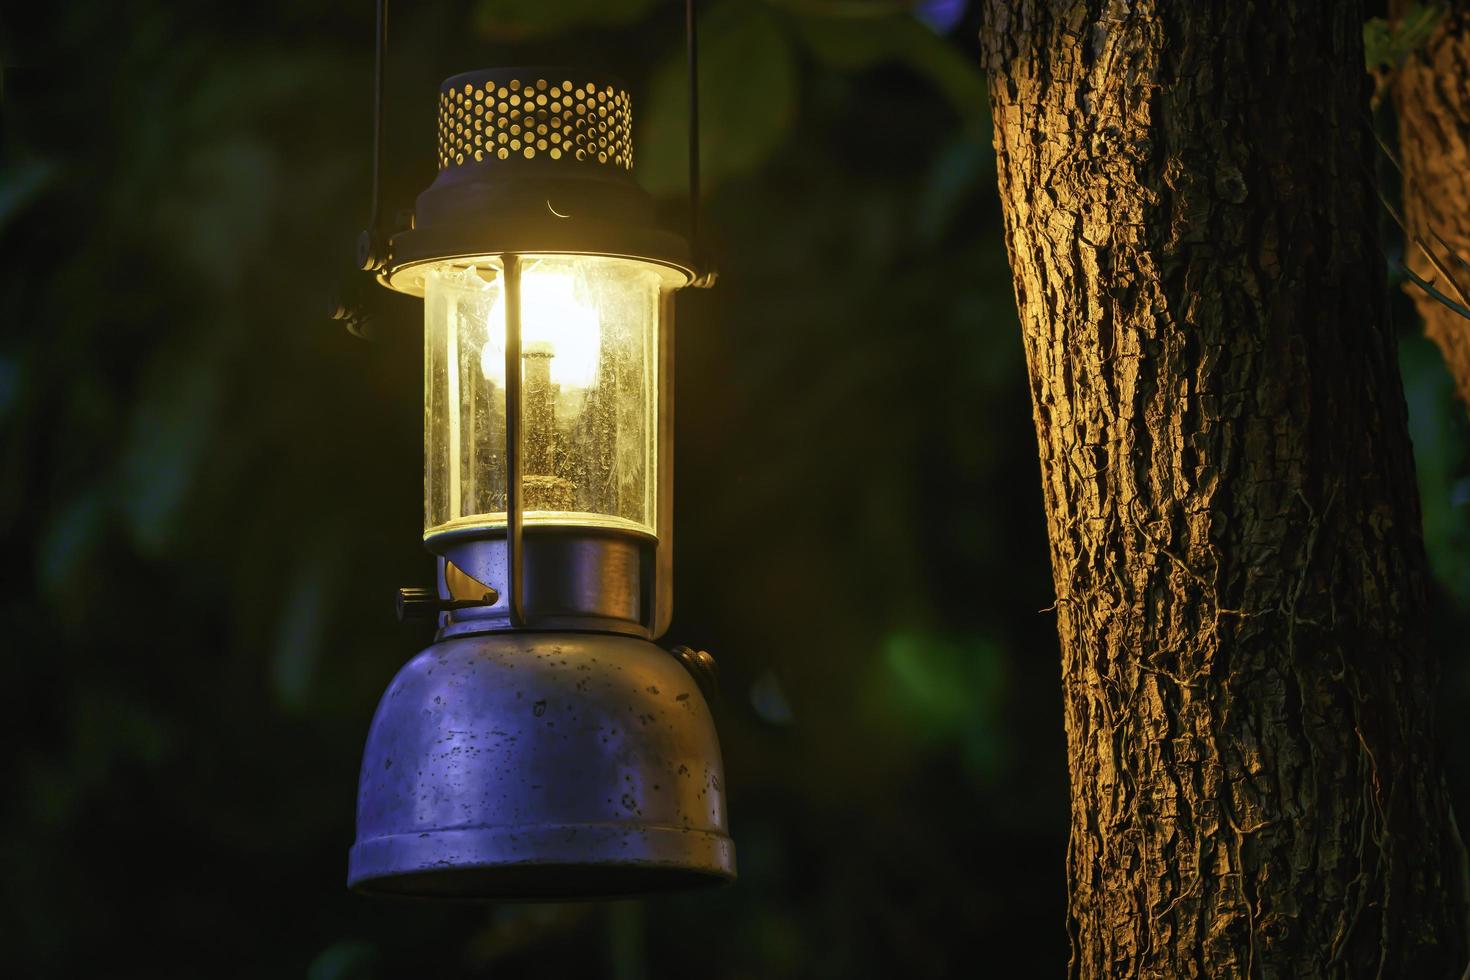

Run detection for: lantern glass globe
[[422, 255, 685, 543]]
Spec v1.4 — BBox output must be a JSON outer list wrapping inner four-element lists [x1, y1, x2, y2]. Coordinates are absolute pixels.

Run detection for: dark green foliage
[[1, 1, 1466, 977], [1365, 4, 1446, 70], [1403, 335, 1470, 602]]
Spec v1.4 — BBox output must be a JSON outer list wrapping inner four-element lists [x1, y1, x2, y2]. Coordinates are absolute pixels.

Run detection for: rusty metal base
[[348, 631, 735, 900]]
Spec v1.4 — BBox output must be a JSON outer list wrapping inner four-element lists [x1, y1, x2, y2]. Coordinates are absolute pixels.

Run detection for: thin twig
[[1363, 117, 1470, 322], [1400, 264, 1470, 320], [1415, 234, 1470, 306], [1433, 230, 1470, 279]]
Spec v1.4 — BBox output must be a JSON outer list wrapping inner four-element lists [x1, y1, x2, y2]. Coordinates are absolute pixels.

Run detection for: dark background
[[2, 1, 1466, 977]]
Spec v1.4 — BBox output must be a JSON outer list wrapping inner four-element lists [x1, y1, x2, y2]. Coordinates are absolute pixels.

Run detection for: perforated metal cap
[[437, 69, 633, 173], [381, 66, 695, 293]]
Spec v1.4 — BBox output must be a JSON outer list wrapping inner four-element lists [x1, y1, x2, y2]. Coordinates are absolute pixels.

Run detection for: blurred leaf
[[475, 0, 662, 39], [876, 630, 1010, 778], [308, 940, 379, 980], [71, 687, 177, 779], [136, 53, 341, 292], [272, 549, 335, 712], [883, 631, 989, 728], [913, 0, 968, 34], [791, 9, 989, 132], [749, 669, 795, 725], [1402, 335, 1470, 604], [118, 340, 226, 556], [0, 352, 18, 420], [0, 158, 56, 233], [24, 686, 177, 827], [606, 901, 646, 980], [1364, 4, 1445, 71], [915, 134, 991, 245], [464, 904, 596, 966], [38, 490, 107, 602], [156, 137, 280, 291], [638, 0, 799, 196]]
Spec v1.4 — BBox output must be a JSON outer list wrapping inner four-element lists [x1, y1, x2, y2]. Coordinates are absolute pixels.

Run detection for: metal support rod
[[650, 290, 676, 637], [369, 0, 388, 236], [686, 0, 701, 251], [332, 0, 389, 320], [503, 255, 527, 627]]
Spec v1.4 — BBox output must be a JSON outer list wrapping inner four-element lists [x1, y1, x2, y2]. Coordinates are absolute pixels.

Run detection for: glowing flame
[[479, 265, 602, 389]]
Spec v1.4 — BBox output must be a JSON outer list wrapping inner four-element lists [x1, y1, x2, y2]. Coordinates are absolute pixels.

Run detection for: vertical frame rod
[[650, 291, 676, 637], [503, 255, 527, 627]]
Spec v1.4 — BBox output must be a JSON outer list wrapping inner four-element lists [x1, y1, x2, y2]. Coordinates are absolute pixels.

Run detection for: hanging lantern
[[338, 5, 734, 900]]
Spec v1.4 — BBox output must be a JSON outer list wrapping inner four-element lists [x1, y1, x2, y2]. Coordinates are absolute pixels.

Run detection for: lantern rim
[[381, 238, 695, 296], [349, 824, 736, 900]]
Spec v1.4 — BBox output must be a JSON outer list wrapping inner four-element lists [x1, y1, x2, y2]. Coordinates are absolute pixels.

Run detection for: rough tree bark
[[978, 2, 1468, 976], [1393, 0, 1470, 409]]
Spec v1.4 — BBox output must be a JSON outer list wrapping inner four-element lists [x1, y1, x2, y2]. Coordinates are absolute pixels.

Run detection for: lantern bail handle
[[357, 0, 390, 274], [346, 0, 710, 284], [327, 0, 389, 333], [685, 0, 717, 288]]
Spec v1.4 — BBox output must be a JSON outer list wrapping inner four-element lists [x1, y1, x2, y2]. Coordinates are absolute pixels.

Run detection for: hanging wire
[[370, 0, 387, 239], [686, 0, 701, 248], [686, 0, 717, 286], [353, 0, 390, 274], [330, 0, 390, 331]]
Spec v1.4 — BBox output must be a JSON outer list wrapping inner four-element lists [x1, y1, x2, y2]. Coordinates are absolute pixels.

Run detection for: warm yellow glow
[[480, 263, 602, 389], [423, 254, 679, 541]]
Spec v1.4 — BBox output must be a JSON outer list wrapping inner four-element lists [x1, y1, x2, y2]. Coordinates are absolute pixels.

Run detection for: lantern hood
[[348, 632, 734, 899], [380, 68, 697, 295]]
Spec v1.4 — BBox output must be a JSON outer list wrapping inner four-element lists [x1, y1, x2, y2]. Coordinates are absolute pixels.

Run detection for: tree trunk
[[1393, 1, 1470, 409], [978, 2, 1467, 976]]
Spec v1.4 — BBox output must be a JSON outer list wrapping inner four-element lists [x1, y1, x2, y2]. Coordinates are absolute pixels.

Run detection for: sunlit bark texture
[[1393, 0, 1470, 409], [979, 2, 1467, 976]]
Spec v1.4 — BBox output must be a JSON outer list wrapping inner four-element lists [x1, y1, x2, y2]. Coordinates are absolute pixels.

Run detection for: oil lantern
[[337, 3, 734, 900]]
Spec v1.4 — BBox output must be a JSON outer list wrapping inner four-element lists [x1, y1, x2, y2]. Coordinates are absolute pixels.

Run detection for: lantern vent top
[[437, 69, 634, 175]]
